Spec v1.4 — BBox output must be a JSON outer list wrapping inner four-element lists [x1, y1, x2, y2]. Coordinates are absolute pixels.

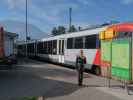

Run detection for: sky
[[0, 0, 133, 34]]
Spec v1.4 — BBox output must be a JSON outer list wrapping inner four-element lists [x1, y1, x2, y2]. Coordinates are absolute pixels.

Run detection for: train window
[[85, 35, 96, 49], [27, 44, 29, 53], [22, 44, 26, 52], [32, 44, 35, 54], [52, 40, 57, 55], [27, 44, 30, 53], [47, 41, 52, 54], [59, 40, 62, 54], [37, 42, 40, 53], [47, 41, 50, 54], [18, 45, 22, 50], [43, 42, 47, 54], [62, 40, 64, 55], [29, 43, 35, 53], [18, 45, 24, 53], [37, 42, 43, 54], [117, 32, 132, 38], [67, 38, 73, 49], [74, 37, 83, 49]]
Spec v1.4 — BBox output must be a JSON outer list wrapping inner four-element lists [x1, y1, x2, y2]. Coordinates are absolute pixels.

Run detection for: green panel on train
[[111, 39, 130, 80], [101, 40, 111, 61]]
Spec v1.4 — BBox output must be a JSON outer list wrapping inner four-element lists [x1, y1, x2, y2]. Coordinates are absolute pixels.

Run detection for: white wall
[[4, 36, 14, 57]]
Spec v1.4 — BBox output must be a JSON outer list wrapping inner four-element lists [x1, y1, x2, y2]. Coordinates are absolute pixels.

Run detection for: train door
[[58, 39, 64, 63]]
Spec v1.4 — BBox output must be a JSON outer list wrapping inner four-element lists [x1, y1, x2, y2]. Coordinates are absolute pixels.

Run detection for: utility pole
[[25, 0, 28, 57], [69, 8, 72, 32]]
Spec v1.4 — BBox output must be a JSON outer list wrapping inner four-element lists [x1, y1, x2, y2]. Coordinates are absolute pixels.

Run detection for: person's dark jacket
[[76, 56, 86, 70]]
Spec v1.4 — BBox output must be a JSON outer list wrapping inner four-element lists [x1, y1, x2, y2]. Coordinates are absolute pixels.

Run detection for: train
[[18, 22, 133, 82], [99, 22, 133, 82], [18, 24, 109, 74]]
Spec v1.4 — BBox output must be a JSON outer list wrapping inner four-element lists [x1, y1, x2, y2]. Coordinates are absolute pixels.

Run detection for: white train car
[[18, 25, 108, 74], [17, 40, 37, 57]]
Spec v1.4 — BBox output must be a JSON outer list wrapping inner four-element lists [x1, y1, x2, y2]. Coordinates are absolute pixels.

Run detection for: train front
[[99, 22, 133, 82]]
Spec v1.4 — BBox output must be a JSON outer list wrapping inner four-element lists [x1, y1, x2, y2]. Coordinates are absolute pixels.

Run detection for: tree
[[51, 26, 66, 36], [52, 27, 58, 36], [68, 25, 77, 32], [58, 26, 66, 35]]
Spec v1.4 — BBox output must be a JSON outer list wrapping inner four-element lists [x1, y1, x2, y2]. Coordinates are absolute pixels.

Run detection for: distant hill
[[0, 20, 47, 40]]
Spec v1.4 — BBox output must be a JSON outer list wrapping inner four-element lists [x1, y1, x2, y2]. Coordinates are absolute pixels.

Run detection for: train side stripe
[[92, 49, 100, 65]]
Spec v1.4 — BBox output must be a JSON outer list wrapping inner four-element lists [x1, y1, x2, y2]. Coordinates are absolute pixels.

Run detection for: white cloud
[[77, 0, 94, 6], [6, 0, 58, 23], [6, 0, 79, 22], [7, 0, 26, 10], [121, 0, 133, 5], [5, 0, 81, 32], [78, 0, 89, 5]]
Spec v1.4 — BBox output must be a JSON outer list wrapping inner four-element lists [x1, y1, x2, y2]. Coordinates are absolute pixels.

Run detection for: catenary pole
[[25, 0, 28, 57], [69, 8, 72, 32]]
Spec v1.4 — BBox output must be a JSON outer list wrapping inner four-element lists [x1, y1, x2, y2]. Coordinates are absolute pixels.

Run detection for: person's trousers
[[78, 66, 83, 86]]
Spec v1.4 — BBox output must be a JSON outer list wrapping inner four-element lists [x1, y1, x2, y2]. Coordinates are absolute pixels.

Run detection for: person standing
[[76, 50, 86, 86]]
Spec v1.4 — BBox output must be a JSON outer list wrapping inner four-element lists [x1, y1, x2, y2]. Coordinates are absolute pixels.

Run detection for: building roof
[[5, 31, 18, 38]]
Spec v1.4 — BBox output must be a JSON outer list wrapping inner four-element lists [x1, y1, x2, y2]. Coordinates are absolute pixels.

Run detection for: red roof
[[107, 22, 133, 32]]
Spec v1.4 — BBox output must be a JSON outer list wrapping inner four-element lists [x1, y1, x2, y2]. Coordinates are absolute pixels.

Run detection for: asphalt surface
[[0, 58, 131, 100]]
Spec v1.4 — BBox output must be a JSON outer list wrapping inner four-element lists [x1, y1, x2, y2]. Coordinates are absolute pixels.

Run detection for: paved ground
[[0, 58, 133, 100]]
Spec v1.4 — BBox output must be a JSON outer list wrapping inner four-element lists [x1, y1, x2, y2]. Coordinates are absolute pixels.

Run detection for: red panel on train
[[107, 23, 133, 32], [93, 49, 100, 66]]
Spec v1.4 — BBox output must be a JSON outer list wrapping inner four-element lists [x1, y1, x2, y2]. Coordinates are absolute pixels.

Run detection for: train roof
[[40, 26, 108, 42], [0, 26, 18, 38], [18, 22, 133, 45], [18, 26, 108, 45]]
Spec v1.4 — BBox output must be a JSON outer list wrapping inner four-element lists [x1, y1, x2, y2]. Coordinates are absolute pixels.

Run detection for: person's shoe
[[78, 83, 82, 86]]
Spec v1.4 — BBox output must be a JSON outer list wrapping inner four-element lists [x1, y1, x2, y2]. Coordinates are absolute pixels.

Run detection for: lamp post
[[25, 0, 28, 57], [69, 8, 72, 32]]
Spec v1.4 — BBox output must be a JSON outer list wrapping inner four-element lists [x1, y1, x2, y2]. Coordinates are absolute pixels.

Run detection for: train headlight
[[99, 31, 105, 40]]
